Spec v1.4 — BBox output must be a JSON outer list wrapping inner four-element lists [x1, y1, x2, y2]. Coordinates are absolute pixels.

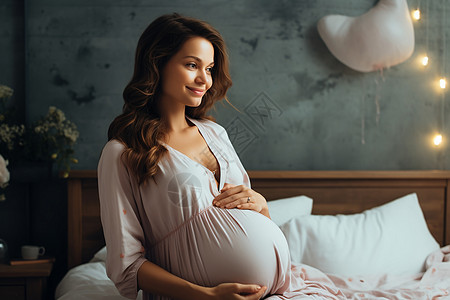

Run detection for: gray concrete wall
[[0, 0, 25, 120], [19, 0, 450, 171]]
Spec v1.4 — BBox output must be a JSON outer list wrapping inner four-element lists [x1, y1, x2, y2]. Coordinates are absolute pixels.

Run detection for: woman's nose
[[195, 70, 208, 84]]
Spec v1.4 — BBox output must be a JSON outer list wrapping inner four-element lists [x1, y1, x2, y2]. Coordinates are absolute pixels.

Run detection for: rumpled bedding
[[56, 246, 450, 299]]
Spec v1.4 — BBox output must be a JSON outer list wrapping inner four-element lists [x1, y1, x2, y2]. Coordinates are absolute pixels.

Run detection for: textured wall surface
[[1, 1, 450, 298], [24, 0, 450, 171], [0, 0, 24, 118]]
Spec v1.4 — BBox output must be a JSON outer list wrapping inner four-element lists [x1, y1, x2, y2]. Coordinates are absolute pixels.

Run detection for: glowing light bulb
[[413, 9, 421, 20], [421, 55, 429, 66], [440, 78, 447, 89], [434, 134, 443, 146]]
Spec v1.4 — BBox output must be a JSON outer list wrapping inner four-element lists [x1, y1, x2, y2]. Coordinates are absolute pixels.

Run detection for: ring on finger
[[247, 196, 251, 203]]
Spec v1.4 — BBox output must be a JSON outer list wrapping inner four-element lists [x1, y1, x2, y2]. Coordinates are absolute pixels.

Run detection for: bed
[[55, 170, 450, 299]]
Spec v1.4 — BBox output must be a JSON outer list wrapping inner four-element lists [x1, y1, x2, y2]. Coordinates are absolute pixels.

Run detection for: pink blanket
[[267, 245, 450, 299]]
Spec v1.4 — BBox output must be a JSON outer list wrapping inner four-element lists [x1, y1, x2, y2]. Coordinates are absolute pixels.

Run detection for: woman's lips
[[187, 86, 206, 96]]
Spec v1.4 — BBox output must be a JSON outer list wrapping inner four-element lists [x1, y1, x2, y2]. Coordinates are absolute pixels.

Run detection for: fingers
[[237, 202, 251, 209], [215, 283, 267, 299], [220, 182, 235, 192], [237, 202, 263, 214], [442, 245, 450, 254], [214, 193, 248, 208], [444, 254, 450, 262], [244, 286, 267, 299], [234, 283, 263, 294], [225, 196, 250, 208], [215, 185, 242, 201], [213, 186, 246, 206]]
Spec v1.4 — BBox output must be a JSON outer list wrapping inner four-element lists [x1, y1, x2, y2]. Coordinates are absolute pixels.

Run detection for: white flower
[[63, 127, 79, 143], [0, 85, 13, 99], [48, 106, 56, 114], [0, 124, 25, 150], [0, 154, 10, 189], [56, 109, 66, 122]]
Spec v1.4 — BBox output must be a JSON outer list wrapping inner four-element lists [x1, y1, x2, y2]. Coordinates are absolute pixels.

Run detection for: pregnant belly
[[150, 206, 291, 295]]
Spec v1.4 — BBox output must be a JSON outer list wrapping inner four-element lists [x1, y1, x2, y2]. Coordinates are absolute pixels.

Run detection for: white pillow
[[90, 246, 107, 262], [267, 195, 313, 226], [279, 193, 440, 276]]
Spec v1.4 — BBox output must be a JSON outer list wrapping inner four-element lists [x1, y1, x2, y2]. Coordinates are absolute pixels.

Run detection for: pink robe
[[97, 116, 345, 299]]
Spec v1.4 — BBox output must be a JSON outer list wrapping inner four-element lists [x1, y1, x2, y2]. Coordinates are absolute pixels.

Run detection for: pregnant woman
[[98, 13, 344, 300]]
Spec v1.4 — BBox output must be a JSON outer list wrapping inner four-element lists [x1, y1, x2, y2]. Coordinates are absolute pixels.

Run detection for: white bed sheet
[[55, 250, 450, 300], [55, 261, 143, 300]]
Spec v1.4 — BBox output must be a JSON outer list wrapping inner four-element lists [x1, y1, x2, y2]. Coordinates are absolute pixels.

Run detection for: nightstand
[[0, 261, 54, 300]]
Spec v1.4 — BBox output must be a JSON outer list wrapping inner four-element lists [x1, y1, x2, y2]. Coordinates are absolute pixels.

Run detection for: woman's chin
[[186, 99, 202, 107]]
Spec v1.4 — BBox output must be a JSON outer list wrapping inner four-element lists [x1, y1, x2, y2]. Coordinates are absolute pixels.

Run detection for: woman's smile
[[186, 86, 206, 97]]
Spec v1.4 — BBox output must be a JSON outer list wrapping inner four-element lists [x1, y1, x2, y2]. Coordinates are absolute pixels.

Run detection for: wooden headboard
[[66, 170, 450, 269]]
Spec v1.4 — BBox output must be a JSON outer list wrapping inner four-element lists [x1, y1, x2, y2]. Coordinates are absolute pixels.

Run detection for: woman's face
[[160, 36, 214, 110]]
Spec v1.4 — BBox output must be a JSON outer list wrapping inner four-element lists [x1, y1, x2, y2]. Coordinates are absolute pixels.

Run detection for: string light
[[413, 9, 421, 20], [433, 134, 443, 146], [440, 78, 447, 89], [416, 2, 447, 156], [415, 2, 448, 155]]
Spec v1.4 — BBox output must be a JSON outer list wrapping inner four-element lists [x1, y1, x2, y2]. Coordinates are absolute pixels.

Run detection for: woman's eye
[[206, 67, 213, 73], [186, 63, 196, 69]]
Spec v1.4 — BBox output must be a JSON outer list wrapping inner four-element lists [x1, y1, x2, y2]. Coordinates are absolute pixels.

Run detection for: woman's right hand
[[204, 283, 267, 299]]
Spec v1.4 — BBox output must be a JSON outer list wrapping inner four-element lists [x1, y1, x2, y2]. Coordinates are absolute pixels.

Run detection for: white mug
[[21, 245, 45, 260]]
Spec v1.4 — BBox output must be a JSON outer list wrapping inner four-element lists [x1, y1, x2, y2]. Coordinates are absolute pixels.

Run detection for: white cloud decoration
[[317, 0, 415, 72]]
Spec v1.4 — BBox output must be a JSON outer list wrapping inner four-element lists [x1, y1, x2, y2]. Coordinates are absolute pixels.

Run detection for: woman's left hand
[[213, 183, 270, 218]]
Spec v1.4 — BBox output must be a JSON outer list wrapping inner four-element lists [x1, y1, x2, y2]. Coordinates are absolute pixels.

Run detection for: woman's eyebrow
[[183, 55, 214, 65]]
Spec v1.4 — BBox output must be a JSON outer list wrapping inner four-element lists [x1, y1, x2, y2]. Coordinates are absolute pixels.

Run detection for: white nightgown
[[97, 115, 344, 300]]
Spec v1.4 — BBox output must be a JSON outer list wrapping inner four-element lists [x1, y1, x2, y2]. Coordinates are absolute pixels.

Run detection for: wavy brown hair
[[108, 13, 236, 185]]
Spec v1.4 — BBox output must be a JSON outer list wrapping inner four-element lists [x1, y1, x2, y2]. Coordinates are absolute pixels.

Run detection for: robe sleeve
[[97, 140, 148, 299], [216, 124, 252, 190]]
